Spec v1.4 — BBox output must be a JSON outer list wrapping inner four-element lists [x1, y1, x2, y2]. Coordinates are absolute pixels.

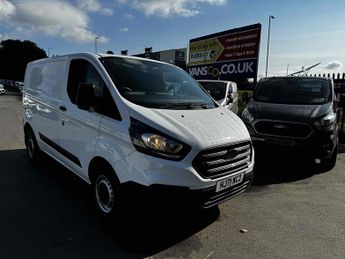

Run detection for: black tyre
[[92, 169, 120, 218], [320, 145, 338, 171], [25, 129, 40, 161]]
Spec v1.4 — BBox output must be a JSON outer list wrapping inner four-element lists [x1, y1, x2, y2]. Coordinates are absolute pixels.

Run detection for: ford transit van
[[242, 76, 338, 170], [23, 53, 254, 217]]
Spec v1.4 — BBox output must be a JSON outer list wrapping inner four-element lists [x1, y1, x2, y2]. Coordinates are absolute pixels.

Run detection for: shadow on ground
[[251, 146, 332, 187], [338, 143, 345, 154], [0, 149, 219, 258]]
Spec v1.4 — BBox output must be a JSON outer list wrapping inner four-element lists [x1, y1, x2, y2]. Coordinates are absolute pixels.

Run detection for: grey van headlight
[[314, 112, 336, 129], [129, 118, 191, 161], [242, 108, 255, 124]]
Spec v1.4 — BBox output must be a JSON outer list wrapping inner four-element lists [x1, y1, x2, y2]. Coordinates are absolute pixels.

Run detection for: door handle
[[59, 105, 67, 112]]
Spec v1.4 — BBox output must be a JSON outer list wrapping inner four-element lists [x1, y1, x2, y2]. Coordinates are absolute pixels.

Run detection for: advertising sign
[[188, 24, 261, 80]]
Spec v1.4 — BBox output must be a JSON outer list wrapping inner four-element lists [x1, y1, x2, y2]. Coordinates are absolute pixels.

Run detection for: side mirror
[[226, 94, 233, 105], [76, 83, 95, 111]]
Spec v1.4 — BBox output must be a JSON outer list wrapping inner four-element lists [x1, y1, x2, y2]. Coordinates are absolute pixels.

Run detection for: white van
[[198, 80, 239, 114], [23, 53, 254, 217]]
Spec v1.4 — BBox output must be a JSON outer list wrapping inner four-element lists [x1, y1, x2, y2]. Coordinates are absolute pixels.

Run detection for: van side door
[[24, 60, 65, 157], [58, 58, 108, 180]]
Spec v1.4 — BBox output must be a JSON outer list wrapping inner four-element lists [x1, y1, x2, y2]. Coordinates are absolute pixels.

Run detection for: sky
[[0, 0, 344, 77]]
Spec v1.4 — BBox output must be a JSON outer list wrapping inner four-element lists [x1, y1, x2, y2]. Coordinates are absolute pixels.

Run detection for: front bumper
[[121, 170, 253, 209], [245, 123, 337, 159]]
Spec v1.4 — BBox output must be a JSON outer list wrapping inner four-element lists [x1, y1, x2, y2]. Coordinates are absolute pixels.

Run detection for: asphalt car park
[[1, 94, 345, 258]]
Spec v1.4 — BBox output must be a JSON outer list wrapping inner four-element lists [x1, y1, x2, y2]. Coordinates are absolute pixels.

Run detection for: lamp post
[[95, 36, 99, 53], [265, 15, 275, 77], [47, 47, 54, 57]]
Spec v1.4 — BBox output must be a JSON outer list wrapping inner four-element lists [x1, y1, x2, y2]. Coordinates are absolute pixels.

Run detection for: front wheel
[[92, 171, 120, 218]]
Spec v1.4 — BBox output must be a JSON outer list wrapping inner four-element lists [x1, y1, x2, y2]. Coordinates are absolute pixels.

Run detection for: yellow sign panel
[[189, 38, 224, 66]]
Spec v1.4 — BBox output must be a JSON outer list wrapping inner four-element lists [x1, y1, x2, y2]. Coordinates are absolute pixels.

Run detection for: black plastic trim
[[39, 133, 82, 167]]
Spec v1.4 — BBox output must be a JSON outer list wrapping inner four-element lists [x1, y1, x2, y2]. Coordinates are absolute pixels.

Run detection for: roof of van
[[197, 79, 236, 84], [262, 76, 332, 81], [29, 52, 176, 66]]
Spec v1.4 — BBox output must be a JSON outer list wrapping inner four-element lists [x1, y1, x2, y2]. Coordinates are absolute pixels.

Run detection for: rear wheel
[[25, 129, 40, 161], [92, 169, 120, 218]]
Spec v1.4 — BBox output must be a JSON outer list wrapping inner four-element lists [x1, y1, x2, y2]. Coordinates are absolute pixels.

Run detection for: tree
[[0, 39, 47, 82]]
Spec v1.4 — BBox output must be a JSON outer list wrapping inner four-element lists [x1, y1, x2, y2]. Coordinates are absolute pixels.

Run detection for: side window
[[67, 59, 121, 120]]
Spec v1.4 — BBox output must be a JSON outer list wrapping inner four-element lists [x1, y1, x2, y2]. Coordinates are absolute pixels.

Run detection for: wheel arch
[[24, 122, 33, 135], [88, 156, 120, 184]]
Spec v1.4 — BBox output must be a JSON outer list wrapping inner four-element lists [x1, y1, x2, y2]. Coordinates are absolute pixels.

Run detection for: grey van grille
[[253, 120, 312, 138], [193, 141, 252, 179]]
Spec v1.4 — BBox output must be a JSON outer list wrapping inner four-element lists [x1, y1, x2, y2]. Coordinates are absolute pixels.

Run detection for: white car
[[198, 80, 239, 114], [0, 84, 5, 95], [23, 53, 254, 217]]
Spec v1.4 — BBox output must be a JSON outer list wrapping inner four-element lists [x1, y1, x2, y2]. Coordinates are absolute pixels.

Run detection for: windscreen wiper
[[157, 102, 212, 109]]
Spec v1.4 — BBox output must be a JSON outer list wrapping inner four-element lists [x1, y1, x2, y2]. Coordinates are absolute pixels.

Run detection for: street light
[[265, 15, 275, 77], [95, 37, 98, 53], [47, 47, 54, 57]]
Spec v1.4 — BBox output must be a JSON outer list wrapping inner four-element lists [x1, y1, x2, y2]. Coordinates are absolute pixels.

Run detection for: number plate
[[216, 173, 244, 192]]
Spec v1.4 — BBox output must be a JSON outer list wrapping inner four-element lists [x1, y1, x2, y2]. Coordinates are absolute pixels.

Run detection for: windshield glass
[[254, 78, 332, 105], [198, 81, 227, 101], [100, 57, 216, 109]]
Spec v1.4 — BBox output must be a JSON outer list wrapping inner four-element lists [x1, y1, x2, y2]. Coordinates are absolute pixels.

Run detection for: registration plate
[[216, 173, 244, 192]]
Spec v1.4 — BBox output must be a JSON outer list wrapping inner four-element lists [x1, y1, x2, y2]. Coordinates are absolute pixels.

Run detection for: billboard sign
[[188, 24, 261, 80]]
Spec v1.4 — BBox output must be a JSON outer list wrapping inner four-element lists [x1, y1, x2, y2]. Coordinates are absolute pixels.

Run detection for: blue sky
[[0, 0, 344, 77]]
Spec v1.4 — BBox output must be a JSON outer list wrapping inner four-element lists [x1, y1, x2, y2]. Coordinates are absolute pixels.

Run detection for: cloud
[[123, 13, 134, 19], [323, 61, 343, 70], [76, 0, 113, 15], [119, 0, 226, 17], [0, 0, 108, 43], [0, 0, 15, 19], [119, 27, 129, 32]]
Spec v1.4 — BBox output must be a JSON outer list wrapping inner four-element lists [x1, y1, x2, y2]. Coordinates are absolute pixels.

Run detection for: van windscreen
[[100, 57, 216, 109], [254, 78, 332, 105], [198, 81, 227, 101]]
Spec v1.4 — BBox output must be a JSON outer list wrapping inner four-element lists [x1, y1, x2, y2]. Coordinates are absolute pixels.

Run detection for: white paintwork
[[198, 80, 239, 114], [23, 53, 253, 192], [0, 84, 5, 95]]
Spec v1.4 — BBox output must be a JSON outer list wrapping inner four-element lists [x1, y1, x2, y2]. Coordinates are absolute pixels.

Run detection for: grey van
[[242, 76, 339, 170]]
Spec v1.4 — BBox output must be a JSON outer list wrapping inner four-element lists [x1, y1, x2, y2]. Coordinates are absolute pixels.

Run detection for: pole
[[47, 47, 54, 57], [287, 63, 289, 75], [95, 37, 98, 53], [265, 15, 274, 77]]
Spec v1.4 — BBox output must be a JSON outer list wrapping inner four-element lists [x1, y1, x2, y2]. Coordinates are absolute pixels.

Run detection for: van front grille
[[253, 120, 311, 138], [193, 141, 252, 179]]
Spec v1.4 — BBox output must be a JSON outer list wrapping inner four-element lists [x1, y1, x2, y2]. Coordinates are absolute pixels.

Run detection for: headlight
[[129, 118, 191, 160], [314, 112, 336, 129], [141, 134, 183, 154], [242, 108, 255, 124]]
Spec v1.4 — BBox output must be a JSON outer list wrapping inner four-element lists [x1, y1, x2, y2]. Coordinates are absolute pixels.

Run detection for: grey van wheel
[[25, 129, 40, 161], [92, 171, 119, 218]]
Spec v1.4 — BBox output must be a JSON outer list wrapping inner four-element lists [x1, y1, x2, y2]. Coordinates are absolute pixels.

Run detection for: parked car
[[198, 80, 239, 114], [23, 53, 254, 217], [0, 84, 5, 95], [15, 81, 24, 93], [242, 76, 338, 170]]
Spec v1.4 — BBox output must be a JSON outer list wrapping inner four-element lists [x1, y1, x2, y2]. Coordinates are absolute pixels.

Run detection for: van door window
[[67, 59, 121, 120]]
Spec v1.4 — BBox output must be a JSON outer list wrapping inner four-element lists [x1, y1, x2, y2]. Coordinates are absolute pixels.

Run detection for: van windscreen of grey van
[[100, 57, 216, 109], [254, 78, 332, 105]]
